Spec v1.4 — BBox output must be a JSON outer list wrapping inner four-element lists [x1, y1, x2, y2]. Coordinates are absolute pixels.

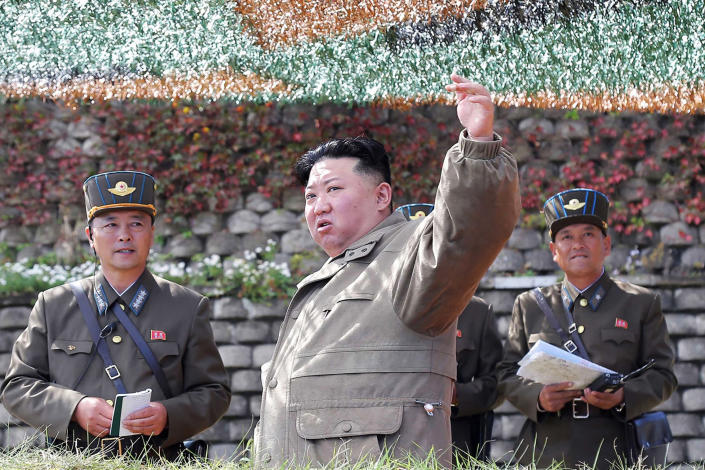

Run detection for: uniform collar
[[298, 213, 407, 288], [561, 270, 610, 312], [334, 212, 407, 263], [93, 269, 154, 316]]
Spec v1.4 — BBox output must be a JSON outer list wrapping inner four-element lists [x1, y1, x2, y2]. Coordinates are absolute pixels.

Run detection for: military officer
[[253, 75, 520, 468], [1, 171, 231, 459], [497, 188, 676, 469], [395, 204, 503, 463], [452, 296, 502, 462]]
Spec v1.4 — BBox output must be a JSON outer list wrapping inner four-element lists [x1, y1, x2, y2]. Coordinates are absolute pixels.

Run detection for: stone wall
[[0, 104, 704, 464]]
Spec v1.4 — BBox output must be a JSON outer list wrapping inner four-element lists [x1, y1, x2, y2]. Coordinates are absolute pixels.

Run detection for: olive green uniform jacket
[[254, 132, 520, 468], [0, 269, 231, 449], [497, 272, 676, 469], [451, 297, 502, 459]]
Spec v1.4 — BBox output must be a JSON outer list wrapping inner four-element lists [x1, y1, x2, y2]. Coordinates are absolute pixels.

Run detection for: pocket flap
[[51, 339, 93, 355], [601, 328, 635, 344], [137, 341, 179, 360], [528, 332, 562, 347], [334, 292, 375, 303], [296, 405, 402, 439]]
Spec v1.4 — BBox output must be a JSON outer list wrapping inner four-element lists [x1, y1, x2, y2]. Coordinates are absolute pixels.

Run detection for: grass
[[1, 438, 704, 470]]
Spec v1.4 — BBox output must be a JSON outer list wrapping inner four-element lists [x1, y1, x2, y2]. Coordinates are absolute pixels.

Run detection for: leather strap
[[70, 281, 127, 394], [532, 288, 590, 360], [110, 302, 174, 399]]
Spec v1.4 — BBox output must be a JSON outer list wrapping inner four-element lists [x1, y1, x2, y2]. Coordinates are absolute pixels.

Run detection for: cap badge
[[409, 211, 427, 220], [564, 199, 586, 211], [108, 181, 136, 197]]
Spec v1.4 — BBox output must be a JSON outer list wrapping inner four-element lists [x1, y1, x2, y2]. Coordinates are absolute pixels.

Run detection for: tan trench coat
[[254, 132, 520, 467], [497, 272, 677, 469], [1, 270, 230, 450]]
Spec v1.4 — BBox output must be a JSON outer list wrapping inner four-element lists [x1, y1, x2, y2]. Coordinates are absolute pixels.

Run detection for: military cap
[[543, 188, 609, 240], [83, 171, 157, 221], [396, 203, 434, 221]]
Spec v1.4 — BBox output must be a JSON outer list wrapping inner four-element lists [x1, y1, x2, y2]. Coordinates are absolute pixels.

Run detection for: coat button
[[262, 453, 271, 463], [342, 422, 352, 432], [112, 335, 122, 344], [579, 299, 588, 307], [578, 325, 585, 334], [268, 378, 278, 389], [106, 399, 114, 406]]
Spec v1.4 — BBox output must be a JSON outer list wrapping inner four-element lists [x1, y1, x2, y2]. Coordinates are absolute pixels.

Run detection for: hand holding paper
[[517, 340, 616, 390], [110, 388, 151, 437]]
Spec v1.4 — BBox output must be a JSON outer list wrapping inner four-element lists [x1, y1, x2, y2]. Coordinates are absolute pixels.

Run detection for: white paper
[[110, 388, 152, 437], [517, 340, 616, 390]]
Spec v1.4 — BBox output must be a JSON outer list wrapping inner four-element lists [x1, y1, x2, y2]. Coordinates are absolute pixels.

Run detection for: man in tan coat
[[1, 171, 230, 459], [254, 75, 520, 467]]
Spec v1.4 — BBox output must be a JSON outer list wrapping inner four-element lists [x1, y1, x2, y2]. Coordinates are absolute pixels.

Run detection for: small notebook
[[110, 388, 152, 437]]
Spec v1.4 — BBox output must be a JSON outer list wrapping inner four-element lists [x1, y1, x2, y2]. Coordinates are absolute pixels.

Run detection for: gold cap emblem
[[107, 181, 136, 197], [564, 198, 586, 211], [409, 211, 427, 220]]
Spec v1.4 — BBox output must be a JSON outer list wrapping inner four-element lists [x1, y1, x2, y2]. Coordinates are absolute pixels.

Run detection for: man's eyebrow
[[306, 176, 342, 191]]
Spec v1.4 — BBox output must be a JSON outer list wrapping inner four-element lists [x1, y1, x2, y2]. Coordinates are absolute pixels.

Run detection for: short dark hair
[[294, 136, 392, 187]]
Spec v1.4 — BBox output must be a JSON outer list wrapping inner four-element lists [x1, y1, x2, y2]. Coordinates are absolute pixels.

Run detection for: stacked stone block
[[0, 104, 703, 463]]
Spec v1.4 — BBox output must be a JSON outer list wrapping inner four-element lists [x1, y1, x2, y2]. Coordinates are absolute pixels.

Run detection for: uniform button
[[262, 453, 271, 463], [268, 378, 278, 389], [579, 299, 588, 307], [342, 422, 352, 432], [112, 335, 122, 344], [106, 399, 114, 406], [578, 325, 585, 334]]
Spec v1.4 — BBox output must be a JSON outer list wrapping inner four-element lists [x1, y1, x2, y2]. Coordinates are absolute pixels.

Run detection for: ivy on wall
[[1, 100, 703, 238]]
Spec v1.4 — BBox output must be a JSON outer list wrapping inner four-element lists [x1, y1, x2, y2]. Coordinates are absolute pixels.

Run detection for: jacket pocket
[[601, 328, 636, 344], [296, 404, 403, 439], [321, 292, 375, 315], [51, 339, 93, 355], [135, 341, 180, 360], [527, 332, 562, 348]]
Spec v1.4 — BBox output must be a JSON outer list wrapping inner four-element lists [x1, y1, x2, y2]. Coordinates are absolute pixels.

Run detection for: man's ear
[[85, 226, 93, 243], [603, 234, 612, 256], [375, 182, 392, 211], [549, 241, 558, 261]]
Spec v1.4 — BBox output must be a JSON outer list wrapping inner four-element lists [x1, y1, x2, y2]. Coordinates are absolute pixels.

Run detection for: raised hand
[[445, 73, 494, 140]]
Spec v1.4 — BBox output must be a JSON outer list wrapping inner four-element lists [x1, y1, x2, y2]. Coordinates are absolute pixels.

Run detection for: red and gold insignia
[[150, 330, 167, 340], [615, 318, 628, 329], [456, 329, 462, 338], [108, 181, 136, 196]]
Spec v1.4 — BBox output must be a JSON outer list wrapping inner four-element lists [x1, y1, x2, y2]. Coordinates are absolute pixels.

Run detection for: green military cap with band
[[542, 188, 609, 240], [83, 171, 157, 222]]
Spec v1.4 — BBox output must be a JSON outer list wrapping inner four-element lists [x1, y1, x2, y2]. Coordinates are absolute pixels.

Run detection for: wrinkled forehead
[[307, 157, 363, 185], [555, 222, 603, 237], [93, 209, 152, 223]]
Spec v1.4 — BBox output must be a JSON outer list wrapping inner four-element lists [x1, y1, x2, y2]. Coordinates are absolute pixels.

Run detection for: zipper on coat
[[415, 399, 443, 416]]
